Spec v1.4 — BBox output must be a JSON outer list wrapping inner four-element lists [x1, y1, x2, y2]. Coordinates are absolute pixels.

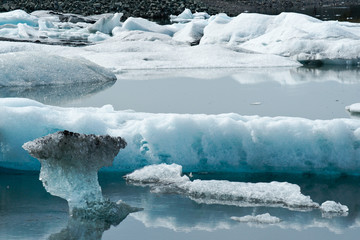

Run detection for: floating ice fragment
[[231, 213, 281, 224], [122, 17, 177, 36], [22, 130, 141, 225], [125, 164, 319, 210], [346, 103, 360, 114], [2, 98, 360, 174]]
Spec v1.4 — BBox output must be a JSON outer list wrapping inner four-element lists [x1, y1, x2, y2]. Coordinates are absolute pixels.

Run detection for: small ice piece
[[250, 102, 262, 105], [231, 213, 281, 224], [320, 201, 349, 213], [173, 20, 208, 45], [346, 103, 360, 114], [22, 130, 126, 212]]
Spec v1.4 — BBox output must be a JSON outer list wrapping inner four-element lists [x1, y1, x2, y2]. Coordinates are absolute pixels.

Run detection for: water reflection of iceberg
[[233, 66, 360, 85], [48, 208, 132, 240], [0, 81, 115, 105], [127, 173, 360, 235]]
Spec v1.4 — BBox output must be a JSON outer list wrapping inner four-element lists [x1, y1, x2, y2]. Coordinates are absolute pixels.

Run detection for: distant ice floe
[[231, 213, 281, 224], [1, 98, 360, 174], [1, 8, 360, 71], [0, 52, 116, 87]]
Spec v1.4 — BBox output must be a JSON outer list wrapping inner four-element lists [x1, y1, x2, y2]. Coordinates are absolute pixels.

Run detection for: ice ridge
[[2, 98, 360, 175]]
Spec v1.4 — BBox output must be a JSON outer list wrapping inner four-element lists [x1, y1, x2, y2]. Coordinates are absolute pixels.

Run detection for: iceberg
[[122, 17, 178, 36], [201, 12, 360, 64], [0, 52, 116, 87], [346, 103, 360, 119], [22, 130, 127, 210], [1, 98, 360, 174], [22, 130, 141, 231], [125, 164, 319, 210]]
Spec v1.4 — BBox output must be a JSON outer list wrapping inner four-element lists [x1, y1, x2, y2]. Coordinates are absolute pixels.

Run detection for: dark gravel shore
[[1, 0, 360, 21]]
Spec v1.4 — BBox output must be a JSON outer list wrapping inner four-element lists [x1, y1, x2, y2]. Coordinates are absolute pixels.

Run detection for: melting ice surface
[[1, 98, 360, 175]]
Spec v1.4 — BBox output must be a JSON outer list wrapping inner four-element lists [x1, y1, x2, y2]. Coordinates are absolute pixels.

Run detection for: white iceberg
[[0, 10, 38, 27], [122, 17, 178, 36], [1, 98, 360, 174], [346, 103, 360, 114], [0, 52, 116, 87]]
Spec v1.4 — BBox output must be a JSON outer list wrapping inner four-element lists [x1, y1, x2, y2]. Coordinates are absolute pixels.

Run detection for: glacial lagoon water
[[1, 66, 360, 239]]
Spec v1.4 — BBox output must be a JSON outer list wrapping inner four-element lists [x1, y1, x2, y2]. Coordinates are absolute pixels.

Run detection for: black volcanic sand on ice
[[1, 0, 360, 21]]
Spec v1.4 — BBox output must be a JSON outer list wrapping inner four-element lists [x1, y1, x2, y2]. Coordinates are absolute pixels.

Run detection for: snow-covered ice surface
[[0, 52, 116, 87], [2, 172, 359, 239], [1, 98, 360, 174], [1, 9, 360, 70]]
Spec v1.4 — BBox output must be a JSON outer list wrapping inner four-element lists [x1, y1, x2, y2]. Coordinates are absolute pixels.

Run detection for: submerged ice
[[1, 98, 360, 174]]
